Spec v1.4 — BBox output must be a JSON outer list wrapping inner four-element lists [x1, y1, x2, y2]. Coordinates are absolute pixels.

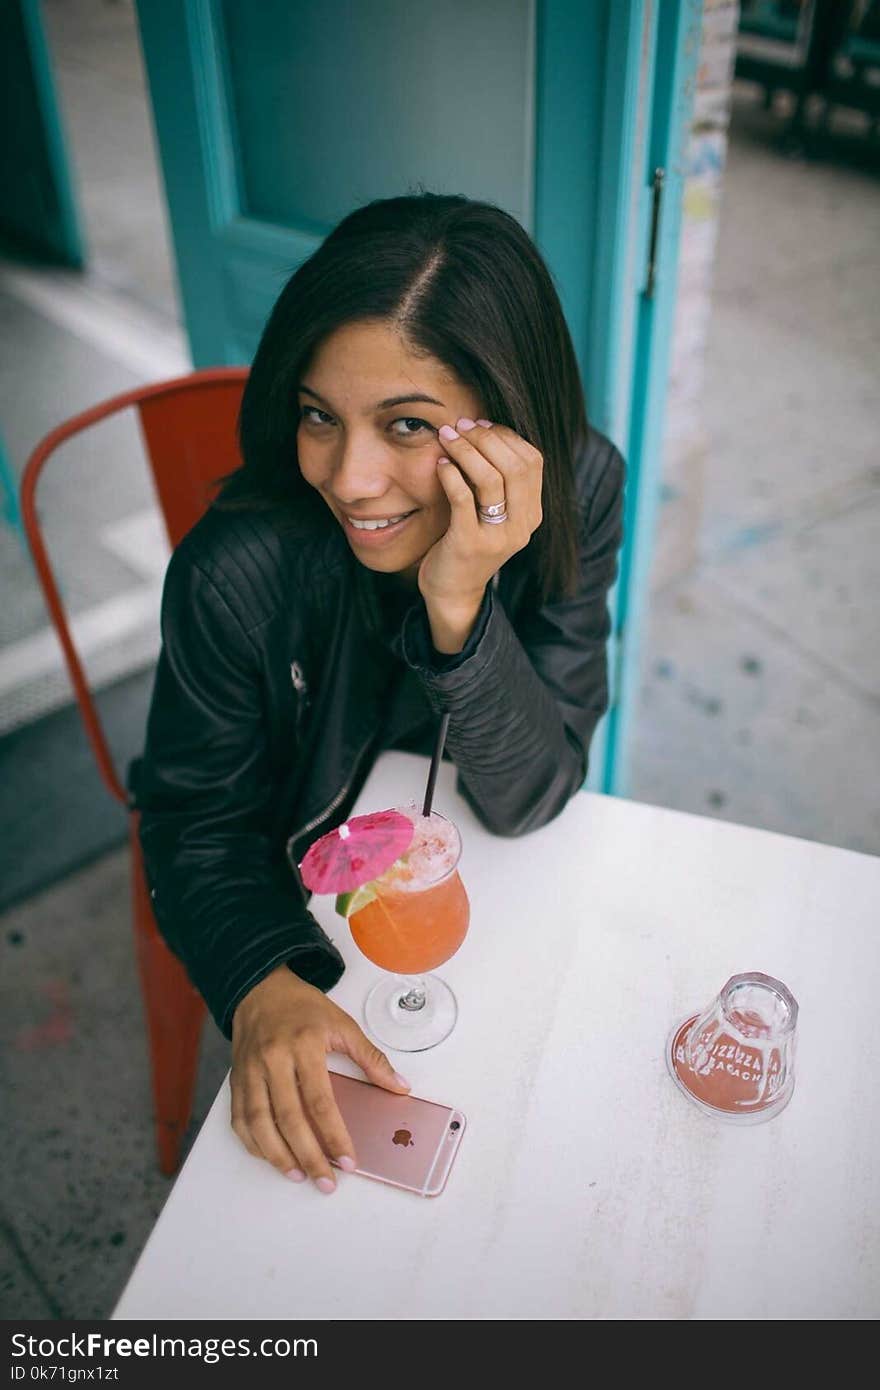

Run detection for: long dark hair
[[220, 191, 589, 603]]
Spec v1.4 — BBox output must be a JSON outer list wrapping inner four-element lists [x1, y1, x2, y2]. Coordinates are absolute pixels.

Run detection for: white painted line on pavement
[[0, 262, 190, 379], [0, 585, 163, 699], [100, 508, 170, 582]]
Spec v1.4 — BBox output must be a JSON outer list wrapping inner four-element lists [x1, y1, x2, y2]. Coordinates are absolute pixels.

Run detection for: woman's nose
[[329, 441, 393, 503]]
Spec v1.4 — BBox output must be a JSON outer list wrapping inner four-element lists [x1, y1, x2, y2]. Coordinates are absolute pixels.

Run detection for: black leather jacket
[[135, 426, 625, 1039]]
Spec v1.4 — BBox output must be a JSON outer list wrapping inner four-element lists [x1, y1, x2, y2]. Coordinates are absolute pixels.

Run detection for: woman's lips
[[342, 510, 418, 547]]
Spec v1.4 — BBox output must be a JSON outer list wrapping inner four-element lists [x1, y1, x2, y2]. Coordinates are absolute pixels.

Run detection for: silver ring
[[478, 499, 508, 524]]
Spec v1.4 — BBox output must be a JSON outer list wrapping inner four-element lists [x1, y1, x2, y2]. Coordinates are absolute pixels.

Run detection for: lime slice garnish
[[335, 881, 379, 918]]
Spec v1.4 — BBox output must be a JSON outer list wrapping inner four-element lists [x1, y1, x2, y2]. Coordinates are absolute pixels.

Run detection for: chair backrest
[[135, 369, 249, 548], [20, 368, 249, 805]]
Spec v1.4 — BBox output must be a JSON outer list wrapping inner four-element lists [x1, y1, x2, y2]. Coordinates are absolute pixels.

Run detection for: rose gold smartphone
[[327, 1071, 466, 1197]]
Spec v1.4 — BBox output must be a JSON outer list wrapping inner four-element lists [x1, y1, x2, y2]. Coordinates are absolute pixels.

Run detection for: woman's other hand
[[230, 966, 411, 1191]]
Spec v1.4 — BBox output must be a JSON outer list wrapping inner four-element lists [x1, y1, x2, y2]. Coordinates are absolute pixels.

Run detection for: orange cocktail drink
[[346, 802, 470, 1051], [349, 806, 469, 973], [349, 863, 469, 974]]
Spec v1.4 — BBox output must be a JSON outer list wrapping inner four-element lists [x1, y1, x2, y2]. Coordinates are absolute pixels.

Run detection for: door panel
[[137, 0, 535, 364], [222, 0, 535, 232]]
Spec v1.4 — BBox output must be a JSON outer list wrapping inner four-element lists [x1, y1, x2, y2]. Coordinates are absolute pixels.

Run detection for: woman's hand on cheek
[[416, 418, 544, 608]]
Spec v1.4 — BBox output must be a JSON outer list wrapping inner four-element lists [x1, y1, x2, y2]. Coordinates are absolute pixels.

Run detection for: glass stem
[[398, 977, 427, 1012]]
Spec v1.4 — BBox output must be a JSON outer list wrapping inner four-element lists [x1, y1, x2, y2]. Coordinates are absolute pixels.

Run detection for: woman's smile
[[340, 508, 419, 546]]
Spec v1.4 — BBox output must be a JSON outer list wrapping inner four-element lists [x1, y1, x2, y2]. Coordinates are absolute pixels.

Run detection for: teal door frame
[[538, 0, 702, 796], [600, 0, 703, 796], [536, 0, 652, 794], [1, 0, 86, 266], [137, 0, 325, 364]]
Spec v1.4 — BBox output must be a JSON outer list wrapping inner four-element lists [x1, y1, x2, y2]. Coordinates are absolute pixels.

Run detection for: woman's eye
[[299, 406, 332, 425], [391, 417, 432, 436], [298, 407, 431, 436]]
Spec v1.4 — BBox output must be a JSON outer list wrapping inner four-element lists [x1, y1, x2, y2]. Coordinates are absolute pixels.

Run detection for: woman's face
[[296, 320, 484, 586]]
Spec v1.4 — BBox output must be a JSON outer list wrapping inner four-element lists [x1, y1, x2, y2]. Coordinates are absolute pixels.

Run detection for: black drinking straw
[[422, 711, 450, 817]]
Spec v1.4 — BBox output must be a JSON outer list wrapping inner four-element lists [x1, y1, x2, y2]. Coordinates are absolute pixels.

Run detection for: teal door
[[135, 0, 700, 796], [0, 0, 85, 265]]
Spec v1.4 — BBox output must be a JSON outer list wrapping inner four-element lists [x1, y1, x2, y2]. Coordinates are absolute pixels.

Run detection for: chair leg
[[129, 817, 206, 1176]]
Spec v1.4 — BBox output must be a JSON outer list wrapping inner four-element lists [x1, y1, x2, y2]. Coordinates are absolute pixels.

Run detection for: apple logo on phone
[[393, 1128, 414, 1148]]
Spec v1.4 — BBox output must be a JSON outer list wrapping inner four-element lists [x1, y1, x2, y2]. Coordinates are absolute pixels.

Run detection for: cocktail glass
[[666, 971, 798, 1124], [345, 798, 470, 1052]]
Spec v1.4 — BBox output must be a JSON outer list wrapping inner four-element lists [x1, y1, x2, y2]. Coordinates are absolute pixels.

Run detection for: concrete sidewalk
[[629, 89, 880, 857]]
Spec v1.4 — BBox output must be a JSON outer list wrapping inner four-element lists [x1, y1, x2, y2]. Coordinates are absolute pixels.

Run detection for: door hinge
[[644, 167, 665, 299]]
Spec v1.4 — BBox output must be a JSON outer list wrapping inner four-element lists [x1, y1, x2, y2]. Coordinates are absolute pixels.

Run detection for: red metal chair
[[20, 367, 250, 1176]]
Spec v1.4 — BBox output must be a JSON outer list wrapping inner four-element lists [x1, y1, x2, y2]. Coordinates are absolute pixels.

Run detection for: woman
[[138, 191, 625, 1195]]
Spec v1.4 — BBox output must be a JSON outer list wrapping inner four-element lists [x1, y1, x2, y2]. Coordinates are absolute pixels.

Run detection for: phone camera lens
[[449, 1120, 460, 1132]]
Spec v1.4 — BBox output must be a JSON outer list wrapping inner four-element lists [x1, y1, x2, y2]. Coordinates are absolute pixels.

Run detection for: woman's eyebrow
[[298, 384, 445, 411]]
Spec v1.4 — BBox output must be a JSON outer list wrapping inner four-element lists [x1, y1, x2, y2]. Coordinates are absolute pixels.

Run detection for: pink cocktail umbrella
[[299, 808, 415, 894]]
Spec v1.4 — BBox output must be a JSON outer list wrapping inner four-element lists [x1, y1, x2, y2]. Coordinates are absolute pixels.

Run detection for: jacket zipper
[[285, 574, 489, 871], [285, 726, 377, 872], [291, 661, 310, 740]]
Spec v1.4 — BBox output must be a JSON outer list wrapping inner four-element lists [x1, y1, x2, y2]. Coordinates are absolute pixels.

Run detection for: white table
[[113, 751, 880, 1320]]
